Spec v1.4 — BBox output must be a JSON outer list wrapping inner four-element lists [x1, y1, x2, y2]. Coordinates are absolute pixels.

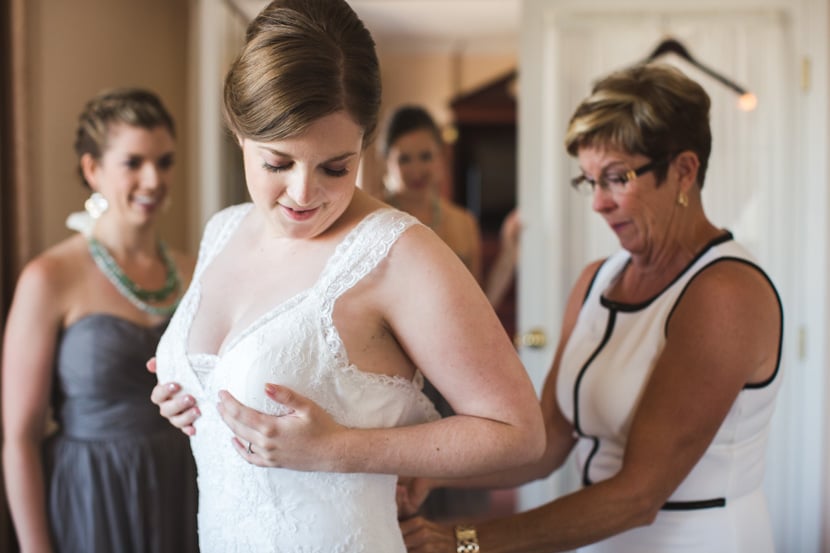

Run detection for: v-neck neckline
[[179, 205, 390, 392]]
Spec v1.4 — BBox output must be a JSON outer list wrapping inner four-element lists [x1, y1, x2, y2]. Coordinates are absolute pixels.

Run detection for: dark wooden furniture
[[449, 70, 518, 339]]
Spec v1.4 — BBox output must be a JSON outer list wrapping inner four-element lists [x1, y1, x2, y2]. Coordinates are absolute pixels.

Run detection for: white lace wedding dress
[[155, 204, 439, 553]]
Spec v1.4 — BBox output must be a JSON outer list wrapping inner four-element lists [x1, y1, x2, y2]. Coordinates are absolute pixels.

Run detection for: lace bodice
[[155, 204, 439, 552]]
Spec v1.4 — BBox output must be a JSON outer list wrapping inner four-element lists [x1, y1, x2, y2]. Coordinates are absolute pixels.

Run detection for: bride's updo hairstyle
[[223, 0, 381, 149]]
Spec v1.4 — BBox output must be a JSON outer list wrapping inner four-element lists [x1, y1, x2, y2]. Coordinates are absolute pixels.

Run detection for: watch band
[[455, 524, 480, 553]]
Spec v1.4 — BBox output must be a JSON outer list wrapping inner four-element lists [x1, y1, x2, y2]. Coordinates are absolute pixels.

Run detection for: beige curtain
[[1, 0, 34, 549], [2, 0, 34, 309]]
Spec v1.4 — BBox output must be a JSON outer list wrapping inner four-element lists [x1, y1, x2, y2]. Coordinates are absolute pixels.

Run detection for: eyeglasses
[[570, 157, 670, 196]]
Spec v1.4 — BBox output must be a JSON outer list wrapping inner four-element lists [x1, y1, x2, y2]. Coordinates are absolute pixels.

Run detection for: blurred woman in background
[[382, 105, 483, 283], [2, 88, 198, 553]]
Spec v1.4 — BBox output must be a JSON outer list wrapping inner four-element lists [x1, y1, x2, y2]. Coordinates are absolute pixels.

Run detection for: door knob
[[514, 327, 547, 349]]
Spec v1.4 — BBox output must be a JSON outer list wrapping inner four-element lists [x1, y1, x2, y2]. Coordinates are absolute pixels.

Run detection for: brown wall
[[2, 2, 190, 548], [25, 0, 192, 255], [20, 0, 511, 252]]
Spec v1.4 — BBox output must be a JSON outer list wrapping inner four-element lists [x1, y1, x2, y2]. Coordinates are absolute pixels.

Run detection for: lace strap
[[316, 208, 419, 306], [316, 208, 419, 373], [192, 204, 252, 281]]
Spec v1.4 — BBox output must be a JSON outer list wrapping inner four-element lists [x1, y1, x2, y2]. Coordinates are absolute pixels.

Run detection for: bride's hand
[[147, 357, 201, 436], [217, 384, 344, 470]]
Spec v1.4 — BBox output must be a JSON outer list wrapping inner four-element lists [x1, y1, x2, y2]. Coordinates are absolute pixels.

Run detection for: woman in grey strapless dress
[[45, 314, 198, 552], [2, 88, 198, 552]]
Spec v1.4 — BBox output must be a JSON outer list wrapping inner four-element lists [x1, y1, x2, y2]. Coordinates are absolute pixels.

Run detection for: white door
[[516, 1, 828, 550]]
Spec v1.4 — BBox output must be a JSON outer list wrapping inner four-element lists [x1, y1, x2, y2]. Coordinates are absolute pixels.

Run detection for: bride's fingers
[[150, 381, 179, 405], [216, 390, 269, 437], [264, 384, 300, 414], [231, 436, 276, 467], [158, 389, 197, 418]]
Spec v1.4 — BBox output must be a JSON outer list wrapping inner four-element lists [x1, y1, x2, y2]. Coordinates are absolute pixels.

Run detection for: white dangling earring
[[84, 192, 109, 219], [67, 191, 107, 236]]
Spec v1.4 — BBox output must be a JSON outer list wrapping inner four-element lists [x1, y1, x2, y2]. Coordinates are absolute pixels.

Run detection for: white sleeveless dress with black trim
[[556, 233, 783, 552], [155, 204, 439, 553]]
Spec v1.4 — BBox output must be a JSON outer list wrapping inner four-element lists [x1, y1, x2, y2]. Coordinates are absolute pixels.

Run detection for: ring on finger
[[246, 441, 254, 455]]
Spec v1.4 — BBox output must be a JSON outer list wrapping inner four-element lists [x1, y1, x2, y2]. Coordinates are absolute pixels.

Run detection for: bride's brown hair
[[223, 0, 381, 150]]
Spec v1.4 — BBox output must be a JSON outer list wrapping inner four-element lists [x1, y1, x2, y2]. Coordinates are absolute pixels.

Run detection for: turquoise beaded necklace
[[87, 236, 181, 317]]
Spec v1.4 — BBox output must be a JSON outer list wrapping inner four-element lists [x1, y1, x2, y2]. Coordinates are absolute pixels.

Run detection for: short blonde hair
[[564, 64, 712, 187]]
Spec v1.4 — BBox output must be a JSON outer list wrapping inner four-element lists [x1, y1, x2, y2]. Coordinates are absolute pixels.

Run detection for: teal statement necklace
[[87, 236, 181, 317]]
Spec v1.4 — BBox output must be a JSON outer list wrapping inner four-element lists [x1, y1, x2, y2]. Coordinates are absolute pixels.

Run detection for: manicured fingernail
[[265, 384, 278, 395], [167, 383, 179, 392]]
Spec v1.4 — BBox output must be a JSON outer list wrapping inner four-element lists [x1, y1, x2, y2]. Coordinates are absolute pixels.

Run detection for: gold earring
[[677, 192, 689, 207]]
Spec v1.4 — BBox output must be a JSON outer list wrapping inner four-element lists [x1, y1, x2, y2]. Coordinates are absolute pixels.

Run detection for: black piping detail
[[581, 482, 728, 511], [600, 231, 734, 313], [666, 256, 784, 389], [581, 260, 606, 305], [661, 497, 726, 510], [570, 235, 779, 510], [581, 438, 600, 488], [573, 308, 617, 486], [735, 259, 782, 388]]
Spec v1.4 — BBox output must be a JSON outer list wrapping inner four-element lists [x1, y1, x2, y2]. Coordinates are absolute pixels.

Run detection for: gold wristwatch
[[455, 525, 480, 553]]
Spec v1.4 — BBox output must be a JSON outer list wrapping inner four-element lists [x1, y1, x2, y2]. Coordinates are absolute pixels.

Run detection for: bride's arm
[[358, 224, 544, 476]]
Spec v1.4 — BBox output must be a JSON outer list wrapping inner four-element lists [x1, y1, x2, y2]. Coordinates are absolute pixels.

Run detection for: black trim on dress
[[600, 231, 734, 313], [573, 308, 617, 487], [666, 256, 784, 390], [662, 497, 726, 510]]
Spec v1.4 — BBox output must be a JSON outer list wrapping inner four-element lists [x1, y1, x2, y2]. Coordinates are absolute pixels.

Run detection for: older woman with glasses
[[400, 63, 783, 553]]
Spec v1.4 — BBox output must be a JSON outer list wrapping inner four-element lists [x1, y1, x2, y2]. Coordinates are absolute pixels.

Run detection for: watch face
[[456, 528, 477, 540]]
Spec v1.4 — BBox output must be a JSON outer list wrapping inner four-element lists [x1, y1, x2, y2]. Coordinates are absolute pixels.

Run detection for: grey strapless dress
[[45, 314, 198, 553]]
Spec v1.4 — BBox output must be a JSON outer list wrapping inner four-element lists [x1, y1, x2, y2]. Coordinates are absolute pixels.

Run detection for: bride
[[150, 1, 544, 552]]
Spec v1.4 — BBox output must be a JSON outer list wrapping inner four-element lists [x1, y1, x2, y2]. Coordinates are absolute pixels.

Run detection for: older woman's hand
[[147, 358, 200, 436], [396, 476, 433, 519], [400, 516, 454, 553], [216, 383, 345, 470]]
